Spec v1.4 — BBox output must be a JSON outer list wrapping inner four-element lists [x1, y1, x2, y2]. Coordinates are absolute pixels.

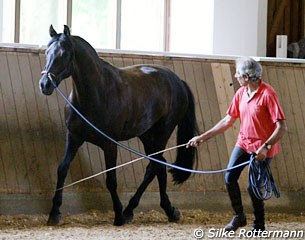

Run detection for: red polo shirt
[[227, 81, 285, 158]]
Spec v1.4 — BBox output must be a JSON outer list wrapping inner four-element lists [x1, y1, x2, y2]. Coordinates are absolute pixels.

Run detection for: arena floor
[[0, 209, 304, 239]]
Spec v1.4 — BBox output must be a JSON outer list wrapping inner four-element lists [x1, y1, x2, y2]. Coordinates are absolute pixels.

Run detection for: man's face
[[234, 70, 248, 86]]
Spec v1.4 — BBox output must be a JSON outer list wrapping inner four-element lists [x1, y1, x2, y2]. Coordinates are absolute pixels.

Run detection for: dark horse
[[39, 25, 198, 226]]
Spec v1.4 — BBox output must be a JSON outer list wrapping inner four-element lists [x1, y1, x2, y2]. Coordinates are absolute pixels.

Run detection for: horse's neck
[[71, 42, 118, 108]]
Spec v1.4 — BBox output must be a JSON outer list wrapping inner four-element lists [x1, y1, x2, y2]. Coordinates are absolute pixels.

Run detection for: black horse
[[39, 25, 198, 226]]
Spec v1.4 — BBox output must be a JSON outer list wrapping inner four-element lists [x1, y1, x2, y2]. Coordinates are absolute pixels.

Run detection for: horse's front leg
[[47, 132, 83, 226], [103, 144, 125, 226]]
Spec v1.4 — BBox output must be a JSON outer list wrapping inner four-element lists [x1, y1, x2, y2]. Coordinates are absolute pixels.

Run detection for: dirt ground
[[0, 210, 304, 240]]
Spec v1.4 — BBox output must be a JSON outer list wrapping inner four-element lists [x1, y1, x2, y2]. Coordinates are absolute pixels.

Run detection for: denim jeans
[[225, 146, 272, 186]]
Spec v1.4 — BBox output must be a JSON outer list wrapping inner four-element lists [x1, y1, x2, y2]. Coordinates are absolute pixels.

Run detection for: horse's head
[[39, 25, 74, 95]]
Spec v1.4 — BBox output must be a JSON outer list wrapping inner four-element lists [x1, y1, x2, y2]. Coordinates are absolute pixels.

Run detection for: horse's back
[[119, 64, 188, 105], [114, 64, 190, 137], [120, 64, 186, 93]]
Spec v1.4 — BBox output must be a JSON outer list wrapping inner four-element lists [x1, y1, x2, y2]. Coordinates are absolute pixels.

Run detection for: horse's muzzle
[[39, 75, 55, 95]]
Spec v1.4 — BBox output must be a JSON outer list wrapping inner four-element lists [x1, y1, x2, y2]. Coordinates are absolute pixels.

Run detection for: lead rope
[[57, 144, 186, 191], [248, 153, 280, 200], [50, 76, 279, 200]]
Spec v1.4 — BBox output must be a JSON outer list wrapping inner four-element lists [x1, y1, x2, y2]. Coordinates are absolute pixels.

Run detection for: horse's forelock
[[59, 34, 73, 49], [47, 34, 72, 50], [47, 38, 57, 48]]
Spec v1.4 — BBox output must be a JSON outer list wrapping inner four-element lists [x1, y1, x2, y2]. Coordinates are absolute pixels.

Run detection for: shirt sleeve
[[266, 92, 286, 123], [227, 91, 241, 118]]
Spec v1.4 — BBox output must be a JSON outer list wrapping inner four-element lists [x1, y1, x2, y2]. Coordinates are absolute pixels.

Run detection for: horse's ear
[[63, 25, 71, 36], [49, 25, 57, 37]]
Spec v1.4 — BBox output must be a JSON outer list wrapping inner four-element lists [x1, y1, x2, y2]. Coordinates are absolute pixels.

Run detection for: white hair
[[235, 57, 262, 81]]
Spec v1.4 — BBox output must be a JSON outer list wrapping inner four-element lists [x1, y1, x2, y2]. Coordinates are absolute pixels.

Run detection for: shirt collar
[[244, 80, 265, 102], [244, 80, 265, 94]]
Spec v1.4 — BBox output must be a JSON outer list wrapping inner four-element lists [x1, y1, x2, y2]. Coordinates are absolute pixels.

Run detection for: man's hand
[[186, 136, 203, 148], [255, 145, 268, 161]]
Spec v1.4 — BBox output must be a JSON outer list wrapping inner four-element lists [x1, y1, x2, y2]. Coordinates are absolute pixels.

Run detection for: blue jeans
[[224, 146, 271, 220], [225, 146, 272, 186]]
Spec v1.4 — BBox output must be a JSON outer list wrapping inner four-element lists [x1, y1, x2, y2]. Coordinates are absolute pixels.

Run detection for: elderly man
[[187, 57, 287, 231]]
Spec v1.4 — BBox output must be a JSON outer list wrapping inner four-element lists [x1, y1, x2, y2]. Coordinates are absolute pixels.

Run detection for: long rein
[[46, 73, 279, 200]]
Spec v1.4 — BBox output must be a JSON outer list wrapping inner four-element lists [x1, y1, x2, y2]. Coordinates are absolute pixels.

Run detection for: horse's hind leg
[[124, 133, 179, 223], [145, 128, 180, 222], [103, 144, 125, 226], [155, 155, 180, 222], [123, 162, 156, 222], [48, 132, 83, 226], [124, 153, 179, 223]]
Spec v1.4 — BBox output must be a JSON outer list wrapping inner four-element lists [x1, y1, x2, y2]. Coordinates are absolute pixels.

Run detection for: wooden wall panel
[[285, 68, 304, 189], [5, 52, 30, 193], [276, 67, 299, 189], [18, 52, 43, 193], [201, 66, 222, 190], [0, 52, 20, 193], [294, 68, 305, 176], [264, 66, 290, 188], [191, 61, 210, 190], [0, 47, 305, 199], [263, 63, 305, 190], [181, 60, 201, 192], [212, 64, 237, 152]]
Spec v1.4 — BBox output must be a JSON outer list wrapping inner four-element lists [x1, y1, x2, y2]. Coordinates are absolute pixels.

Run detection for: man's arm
[[255, 119, 288, 161], [187, 114, 236, 148]]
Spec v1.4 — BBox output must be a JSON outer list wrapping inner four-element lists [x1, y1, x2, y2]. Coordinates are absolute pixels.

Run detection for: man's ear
[[63, 25, 71, 36], [49, 25, 58, 37]]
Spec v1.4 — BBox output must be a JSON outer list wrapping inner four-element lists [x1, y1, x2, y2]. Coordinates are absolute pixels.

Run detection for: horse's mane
[[71, 36, 99, 57], [70, 35, 120, 77]]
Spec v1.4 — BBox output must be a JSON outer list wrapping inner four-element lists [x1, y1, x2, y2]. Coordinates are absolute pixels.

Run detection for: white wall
[[212, 0, 267, 57], [0, 0, 3, 42]]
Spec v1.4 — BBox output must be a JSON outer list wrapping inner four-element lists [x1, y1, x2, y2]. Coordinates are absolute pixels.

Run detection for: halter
[[41, 70, 57, 82]]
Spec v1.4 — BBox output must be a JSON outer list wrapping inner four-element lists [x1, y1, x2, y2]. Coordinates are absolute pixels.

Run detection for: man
[[187, 57, 287, 231]]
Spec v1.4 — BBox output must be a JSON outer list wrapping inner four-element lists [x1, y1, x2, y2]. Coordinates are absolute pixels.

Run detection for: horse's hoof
[[168, 207, 180, 222], [47, 213, 62, 226], [123, 212, 134, 224], [113, 215, 125, 226]]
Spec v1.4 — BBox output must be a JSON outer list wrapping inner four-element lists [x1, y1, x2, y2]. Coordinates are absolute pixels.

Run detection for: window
[[120, 0, 164, 52], [72, 0, 117, 49], [20, 0, 66, 44], [0, 0, 15, 42], [0, 0, 214, 54], [170, 0, 214, 54]]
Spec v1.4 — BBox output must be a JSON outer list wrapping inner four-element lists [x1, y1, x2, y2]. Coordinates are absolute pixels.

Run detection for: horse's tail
[[169, 81, 198, 184]]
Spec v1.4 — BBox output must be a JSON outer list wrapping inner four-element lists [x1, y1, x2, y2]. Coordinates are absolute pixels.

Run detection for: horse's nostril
[[39, 77, 52, 90], [39, 77, 54, 95]]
